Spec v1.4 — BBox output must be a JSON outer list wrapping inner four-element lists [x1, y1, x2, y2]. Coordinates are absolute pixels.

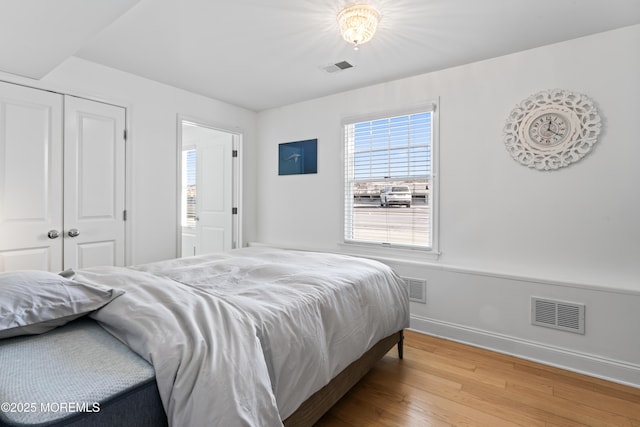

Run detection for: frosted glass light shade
[[337, 5, 380, 48]]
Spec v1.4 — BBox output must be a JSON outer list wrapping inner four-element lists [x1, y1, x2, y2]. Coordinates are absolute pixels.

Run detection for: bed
[[0, 247, 409, 426]]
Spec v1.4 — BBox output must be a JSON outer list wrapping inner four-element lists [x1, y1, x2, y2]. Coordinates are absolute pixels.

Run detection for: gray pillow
[[0, 270, 124, 339]]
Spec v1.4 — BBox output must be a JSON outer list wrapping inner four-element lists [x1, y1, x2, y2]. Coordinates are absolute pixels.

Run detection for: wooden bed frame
[[283, 330, 404, 426]]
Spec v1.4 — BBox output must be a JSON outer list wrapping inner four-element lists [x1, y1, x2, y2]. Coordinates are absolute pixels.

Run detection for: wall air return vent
[[321, 60, 354, 73], [402, 277, 426, 304], [531, 297, 585, 334]]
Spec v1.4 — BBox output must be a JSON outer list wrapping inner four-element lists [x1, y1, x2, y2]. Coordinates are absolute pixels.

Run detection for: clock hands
[[546, 117, 562, 136]]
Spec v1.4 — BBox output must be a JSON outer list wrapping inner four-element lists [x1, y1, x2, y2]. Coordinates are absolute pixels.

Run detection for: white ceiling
[[3, 0, 640, 111], [0, 0, 140, 79]]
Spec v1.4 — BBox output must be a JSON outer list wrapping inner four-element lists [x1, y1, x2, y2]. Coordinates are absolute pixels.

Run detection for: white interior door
[[0, 81, 63, 272], [63, 96, 126, 269], [180, 122, 235, 256], [197, 134, 233, 254]]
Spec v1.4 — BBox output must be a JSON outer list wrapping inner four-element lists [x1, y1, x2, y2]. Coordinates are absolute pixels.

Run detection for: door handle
[[67, 228, 80, 238], [47, 230, 61, 239]]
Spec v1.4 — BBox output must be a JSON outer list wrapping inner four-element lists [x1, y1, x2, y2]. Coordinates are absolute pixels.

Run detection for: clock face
[[527, 113, 569, 147]]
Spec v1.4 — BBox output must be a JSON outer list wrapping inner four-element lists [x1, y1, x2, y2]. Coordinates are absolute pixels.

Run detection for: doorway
[[177, 118, 241, 258]]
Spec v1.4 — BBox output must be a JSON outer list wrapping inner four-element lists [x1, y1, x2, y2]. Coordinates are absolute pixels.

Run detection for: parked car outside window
[[380, 186, 412, 207]]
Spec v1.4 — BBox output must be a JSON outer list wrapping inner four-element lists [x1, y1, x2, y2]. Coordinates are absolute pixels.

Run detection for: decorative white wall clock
[[503, 89, 602, 170]]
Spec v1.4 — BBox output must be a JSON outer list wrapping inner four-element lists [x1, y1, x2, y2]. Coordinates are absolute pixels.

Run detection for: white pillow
[[0, 270, 124, 339]]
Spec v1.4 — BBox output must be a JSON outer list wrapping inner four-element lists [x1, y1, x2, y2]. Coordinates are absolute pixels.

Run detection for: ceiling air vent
[[321, 60, 354, 73], [531, 297, 585, 334], [402, 277, 426, 304]]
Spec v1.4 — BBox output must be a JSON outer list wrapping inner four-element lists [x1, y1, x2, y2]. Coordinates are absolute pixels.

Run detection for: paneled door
[[0, 82, 126, 272], [63, 96, 126, 269], [196, 133, 234, 254], [180, 121, 235, 256], [0, 81, 64, 271]]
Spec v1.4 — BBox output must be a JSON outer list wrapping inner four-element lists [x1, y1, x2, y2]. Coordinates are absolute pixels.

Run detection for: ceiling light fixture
[[337, 5, 381, 50]]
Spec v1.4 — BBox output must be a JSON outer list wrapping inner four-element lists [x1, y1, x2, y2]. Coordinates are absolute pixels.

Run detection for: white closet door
[[63, 96, 126, 269], [0, 81, 63, 272]]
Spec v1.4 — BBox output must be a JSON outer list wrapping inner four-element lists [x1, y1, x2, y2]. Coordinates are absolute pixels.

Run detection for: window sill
[[246, 241, 440, 266], [337, 241, 441, 265]]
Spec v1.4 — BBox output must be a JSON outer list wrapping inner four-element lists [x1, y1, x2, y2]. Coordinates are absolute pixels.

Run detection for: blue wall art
[[278, 139, 317, 175]]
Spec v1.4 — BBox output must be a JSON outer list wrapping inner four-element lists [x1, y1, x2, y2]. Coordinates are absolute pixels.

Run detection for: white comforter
[[79, 247, 409, 427]]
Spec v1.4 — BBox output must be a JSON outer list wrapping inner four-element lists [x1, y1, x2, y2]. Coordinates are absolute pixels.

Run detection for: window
[[344, 106, 435, 250], [181, 148, 197, 228]]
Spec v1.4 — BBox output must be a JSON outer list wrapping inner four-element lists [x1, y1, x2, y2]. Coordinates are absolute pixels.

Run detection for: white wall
[[0, 57, 257, 265], [255, 25, 640, 386]]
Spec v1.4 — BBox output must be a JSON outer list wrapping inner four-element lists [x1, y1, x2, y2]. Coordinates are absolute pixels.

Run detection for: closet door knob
[[67, 228, 80, 238], [47, 230, 61, 239]]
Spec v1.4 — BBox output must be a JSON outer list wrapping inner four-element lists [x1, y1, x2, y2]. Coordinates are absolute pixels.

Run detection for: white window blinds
[[181, 148, 197, 228], [344, 108, 434, 249]]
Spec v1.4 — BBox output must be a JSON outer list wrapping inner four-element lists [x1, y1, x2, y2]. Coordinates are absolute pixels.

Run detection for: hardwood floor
[[315, 330, 640, 426]]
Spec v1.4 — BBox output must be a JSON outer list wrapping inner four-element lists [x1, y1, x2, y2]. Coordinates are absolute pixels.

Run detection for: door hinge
[[232, 150, 238, 158], [123, 210, 127, 221], [124, 129, 127, 140], [232, 207, 238, 215]]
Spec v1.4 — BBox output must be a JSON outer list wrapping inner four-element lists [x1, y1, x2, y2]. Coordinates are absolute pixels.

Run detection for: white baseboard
[[410, 314, 640, 389]]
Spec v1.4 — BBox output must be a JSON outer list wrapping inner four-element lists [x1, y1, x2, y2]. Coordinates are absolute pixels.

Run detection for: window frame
[[341, 102, 440, 259]]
